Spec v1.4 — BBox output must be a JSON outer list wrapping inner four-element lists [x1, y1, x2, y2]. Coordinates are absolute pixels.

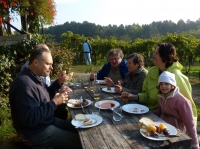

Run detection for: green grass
[[70, 64, 103, 73]]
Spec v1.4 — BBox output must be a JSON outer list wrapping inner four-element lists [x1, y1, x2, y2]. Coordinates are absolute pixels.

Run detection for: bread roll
[[139, 117, 154, 128], [75, 114, 87, 121]]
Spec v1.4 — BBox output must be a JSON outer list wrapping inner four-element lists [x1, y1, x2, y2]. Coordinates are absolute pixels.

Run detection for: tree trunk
[[21, 15, 28, 32], [0, 17, 3, 36], [7, 18, 11, 35], [0, 25, 3, 36]]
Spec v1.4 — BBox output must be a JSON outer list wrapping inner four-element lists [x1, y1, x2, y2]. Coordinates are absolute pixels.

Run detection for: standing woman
[[126, 43, 197, 122]]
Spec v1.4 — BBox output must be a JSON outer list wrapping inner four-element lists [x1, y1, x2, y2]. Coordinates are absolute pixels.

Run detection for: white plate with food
[[102, 87, 116, 93], [96, 80, 106, 85], [71, 114, 103, 128], [122, 104, 149, 114], [95, 100, 120, 109], [67, 99, 92, 108], [65, 82, 73, 87], [140, 122, 177, 141]]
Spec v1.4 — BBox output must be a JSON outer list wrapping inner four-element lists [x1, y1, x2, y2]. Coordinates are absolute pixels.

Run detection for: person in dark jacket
[[9, 44, 81, 149], [90, 49, 128, 83], [105, 53, 148, 94], [83, 39, 92, 65]]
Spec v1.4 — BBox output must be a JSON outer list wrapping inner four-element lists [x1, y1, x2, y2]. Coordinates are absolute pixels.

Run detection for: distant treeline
[[44, 19, 200, 42]]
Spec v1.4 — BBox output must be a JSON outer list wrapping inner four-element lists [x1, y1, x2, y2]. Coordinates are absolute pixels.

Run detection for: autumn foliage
[[0, 0, 56, 33]]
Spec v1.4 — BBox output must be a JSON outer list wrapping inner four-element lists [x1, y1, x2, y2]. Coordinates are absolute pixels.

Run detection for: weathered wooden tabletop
[[68, 83, 192, 149]]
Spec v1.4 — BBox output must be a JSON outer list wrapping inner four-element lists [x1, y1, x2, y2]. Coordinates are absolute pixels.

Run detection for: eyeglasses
[[109, 57, 120, 61]]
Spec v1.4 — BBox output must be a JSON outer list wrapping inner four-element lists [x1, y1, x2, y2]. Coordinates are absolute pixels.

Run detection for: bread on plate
[[75, 114, 87, 121], [68, 99, 81, 107], [83, 118, 92, 126], [139, 117, 154, 129], [75, 114, 93, 126]]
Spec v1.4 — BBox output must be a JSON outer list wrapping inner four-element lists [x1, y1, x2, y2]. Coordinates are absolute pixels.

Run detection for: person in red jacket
[[153, 71, 199, 149]]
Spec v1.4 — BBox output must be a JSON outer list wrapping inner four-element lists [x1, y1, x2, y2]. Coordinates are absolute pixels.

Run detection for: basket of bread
[[139, 117, 172, 139]]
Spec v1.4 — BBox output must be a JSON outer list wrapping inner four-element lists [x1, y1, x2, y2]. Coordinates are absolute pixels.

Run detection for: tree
[[0, 0, 56, 35]]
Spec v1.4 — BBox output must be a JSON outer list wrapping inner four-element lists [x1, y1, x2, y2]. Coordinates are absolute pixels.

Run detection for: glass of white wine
[[93, 84, 101, 101]]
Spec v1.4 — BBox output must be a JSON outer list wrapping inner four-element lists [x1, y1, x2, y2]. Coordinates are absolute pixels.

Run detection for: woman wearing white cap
[[153, 71, 199, 149]]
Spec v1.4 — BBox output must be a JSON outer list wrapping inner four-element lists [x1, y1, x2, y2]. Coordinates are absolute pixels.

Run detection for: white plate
[[122, 104, 149, 114], [71, 114, 103, 128], [102, 87, 116, 93], [95, 100, 120, 109], [65, 82, 73, 87], [96, 80, 106, 84], [67, 99, 92, 108], [140, 122, 177, 141]]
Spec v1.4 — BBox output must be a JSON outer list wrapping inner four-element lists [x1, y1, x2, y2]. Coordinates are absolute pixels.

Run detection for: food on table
[[75, 114, 92, 126], [83, 118, 92, 126], [107, 86, 111, 90], [99, 82, 105, 84], [159, 123, 166, 131], [147, 124, 157, 132], [75, 114, 87, 121], [133, 108, 145, 113], [68, 98, 89, 107], [139, 117, 154, 129], [99, 102, 115, 108], [139, 117, 170, 137]]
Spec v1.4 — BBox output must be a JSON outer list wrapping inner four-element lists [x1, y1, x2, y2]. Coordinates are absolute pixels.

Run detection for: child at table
[[153, 71, 199, 149]]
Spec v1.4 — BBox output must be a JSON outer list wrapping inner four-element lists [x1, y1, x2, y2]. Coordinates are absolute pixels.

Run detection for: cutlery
[[154, 134, 179, 138], [75, 123, 83, 128], [80, 96, 86, 114], [75, 119, 97, 128], [163, 134, 179, 137]]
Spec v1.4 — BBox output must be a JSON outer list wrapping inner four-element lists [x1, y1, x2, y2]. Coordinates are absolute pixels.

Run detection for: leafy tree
[[0, 0, 56, 34]]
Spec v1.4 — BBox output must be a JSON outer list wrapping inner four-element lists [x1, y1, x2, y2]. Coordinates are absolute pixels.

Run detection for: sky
[[11, 0, 200, 30]]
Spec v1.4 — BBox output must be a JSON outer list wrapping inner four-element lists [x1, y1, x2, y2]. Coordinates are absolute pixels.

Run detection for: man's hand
[[104, 77, 114, 86], [59, 84, 72, 93], [53, 92, 68, 106], [58, 71, 67, 85]]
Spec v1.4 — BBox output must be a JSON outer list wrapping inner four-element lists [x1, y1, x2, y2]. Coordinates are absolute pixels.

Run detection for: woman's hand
[[121, 92, 138, 101], [114, 84, 123, 93], [104, 77, 114, 86]]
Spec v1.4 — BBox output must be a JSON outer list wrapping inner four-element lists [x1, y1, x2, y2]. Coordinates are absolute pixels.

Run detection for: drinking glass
[[91, 101, 100, 115], [121, 92, 129, 103], [93, 84, 101, 101], [113, 107, 122, 121], [82, 76, 89, 88]]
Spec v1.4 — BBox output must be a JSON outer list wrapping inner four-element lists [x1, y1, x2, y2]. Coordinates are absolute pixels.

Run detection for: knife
[[75, 123, 83, 128]]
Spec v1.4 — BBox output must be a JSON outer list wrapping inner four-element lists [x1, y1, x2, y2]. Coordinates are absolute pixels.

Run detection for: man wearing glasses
[[90, 49, 128, 83]]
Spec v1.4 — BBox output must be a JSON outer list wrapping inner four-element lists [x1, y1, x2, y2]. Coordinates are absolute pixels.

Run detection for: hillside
[[44, 19, 200, 42]]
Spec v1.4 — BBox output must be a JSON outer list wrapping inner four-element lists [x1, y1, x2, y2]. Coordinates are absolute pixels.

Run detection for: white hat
[[158, 71, 176, 86]]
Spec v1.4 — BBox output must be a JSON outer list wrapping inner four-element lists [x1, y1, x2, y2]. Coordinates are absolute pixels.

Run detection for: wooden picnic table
[[68, 83, 192, 149]]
